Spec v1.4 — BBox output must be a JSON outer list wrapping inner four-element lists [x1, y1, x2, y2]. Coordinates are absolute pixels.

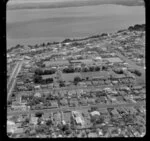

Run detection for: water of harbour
[[7, 4, 145, 48]]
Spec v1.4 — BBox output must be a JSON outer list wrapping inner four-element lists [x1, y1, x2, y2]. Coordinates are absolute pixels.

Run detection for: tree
[[114, 68, 124, 74], [102, 66, 108, 71], [74, 76, 81, 85], [91, 106, 98, 111], [35, 111, 44, 118], [35, 125, 47, 134], [89, 66, 95, 72], [101, 33, 108, 37], [75, 67, 81, 72], [95, 66, 100, 71], [134, 70, 142, 76], [96, 117, 104, 124], [62, 38, 72, 43], [35, 68, 43, 75], [65, 129, 72, 135], [59, 81, 65, 87], [82, 67, 89, 72], [25, 117, 30, 124], [33, 74, 42, 83], [7, 100, 12, 106], [62, 124, 70, 132], [29, 129, 36, 136], [57, 123, 63, 130]]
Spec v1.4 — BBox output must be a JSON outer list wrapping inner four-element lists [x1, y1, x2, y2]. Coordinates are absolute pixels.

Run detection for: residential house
[[79, 98, 88, 106], [90, 111, 100, 117], [87, 98, 96, 105], [30, 116, 38, 125], [72, 111, 85, 127], [60, 98, 68, 107], [50, 101, 58, 108]]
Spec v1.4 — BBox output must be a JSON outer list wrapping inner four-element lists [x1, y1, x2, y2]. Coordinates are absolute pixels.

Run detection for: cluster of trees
[[128, 24, 145, 31], [74, 76, 82, 85], [113, 68, 124, 74], [33, 119, 72, 136], [28, 97, 44, 106], [63, 67, 75, 73], [128, 68, 142, 77], [62, 38, 72, 43], [28, 41, 59, 49], [91, 115, 104, 126], [62, 66, 102, 73], [7, 44, 24, 53], [71, 42, 83, 46], [122, 114, 135, 124], [61, 32, 108, 45], [35, 124, 50, 134], [33, 68, 55, 84], [89, 33, 108, 39], [35, 111, 44, 118], [35, 68, 56, 75], [33, 74, 42, 84], [134, 69, 142, 76], [28, 95, 58, 108], [30, 111, 72, 135], [33, 74, 53, 84], [59, 80, 65, 87], [22, 95, 33, 101]]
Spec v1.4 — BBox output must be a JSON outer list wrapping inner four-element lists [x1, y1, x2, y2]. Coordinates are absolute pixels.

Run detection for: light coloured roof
[[76, 117, 83, 124], [91, 111, 100, 116], [7, 120, 15, 126]]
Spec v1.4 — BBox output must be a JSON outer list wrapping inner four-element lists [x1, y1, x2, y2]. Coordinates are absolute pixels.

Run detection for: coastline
[[7, 23, 145, 51]]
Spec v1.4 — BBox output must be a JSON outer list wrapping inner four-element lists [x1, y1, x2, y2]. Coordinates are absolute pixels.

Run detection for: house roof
[[34, 92, 41, 97], [91, 111, 100, 116], [99, 109, 108, 114], [76, 117, 83, 124], [30, 117, 38, 125], [7, 120, 15, 126]]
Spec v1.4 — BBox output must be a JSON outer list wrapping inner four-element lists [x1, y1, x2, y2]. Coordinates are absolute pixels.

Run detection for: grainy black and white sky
[[7, 0, 144, 10]]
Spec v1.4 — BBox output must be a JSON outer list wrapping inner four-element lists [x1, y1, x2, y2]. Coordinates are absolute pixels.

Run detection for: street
[[7, 101, 145, 116], [7, 59, 24, 101]]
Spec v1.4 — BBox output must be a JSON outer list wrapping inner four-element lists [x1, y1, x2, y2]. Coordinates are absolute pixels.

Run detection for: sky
[[7, 0, 144, 9], [8, 0, 81, 4], [8, 0, 144, 4]]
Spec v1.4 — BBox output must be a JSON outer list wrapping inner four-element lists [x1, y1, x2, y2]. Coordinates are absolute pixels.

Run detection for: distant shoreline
[[7, 23, 145, 52]]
